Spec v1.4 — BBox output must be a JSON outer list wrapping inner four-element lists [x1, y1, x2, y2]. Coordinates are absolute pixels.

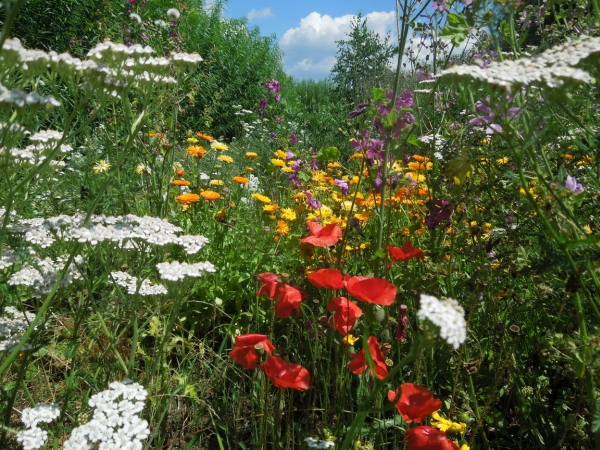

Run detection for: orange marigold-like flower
[[187, 145, 207, 158], [176, 193, 200, 204], [172, 179, 190, 186], [174, 169, 185, 176], [232, 176, 249, 184], [276, 220, 290, 235], [412, 154, 430, 162], [196, 132, 215, 141], [201, 190, 221, 200]]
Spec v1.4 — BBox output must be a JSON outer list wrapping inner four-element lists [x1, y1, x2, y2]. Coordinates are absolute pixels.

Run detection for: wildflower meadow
[[0, 0, 599, 448]]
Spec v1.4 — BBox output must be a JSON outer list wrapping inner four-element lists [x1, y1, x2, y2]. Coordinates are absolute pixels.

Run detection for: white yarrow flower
[[417, 294, 467, 349]]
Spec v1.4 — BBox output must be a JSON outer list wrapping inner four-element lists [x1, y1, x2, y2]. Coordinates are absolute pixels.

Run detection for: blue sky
[[223, 1, 398, 80]]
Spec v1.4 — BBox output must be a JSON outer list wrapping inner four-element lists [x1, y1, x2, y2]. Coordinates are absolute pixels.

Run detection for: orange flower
[[174, 169, 185, 176], [276, 220, 290, 235], [196, 132, 215, 141], [187, 145, 207, 158], [412, 155, 430, 162], [172, 179, 190, 186], [176, 193, 200, 204], [201, 190, 220, 200], [232, 176, 249, 184]]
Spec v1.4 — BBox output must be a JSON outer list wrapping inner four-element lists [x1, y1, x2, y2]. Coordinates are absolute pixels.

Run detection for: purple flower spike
[[334, 179, 349, 196], [565, 175, 584, 193], [290, 133, 298, 145], [304, 191, 322, 209], [258, 98, 268, 112], [275, 94, 281, 102], [425, 199, 453, 229], [262, 79, 281, 93], [286, 150, 297, 161]]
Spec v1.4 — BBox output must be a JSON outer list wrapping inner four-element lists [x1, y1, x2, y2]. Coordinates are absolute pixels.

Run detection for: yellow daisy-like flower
[[135, 163, 150, 174], [275, 220, 289, 235], [196, 132, 214, 141], [341, 334, 359, 346], [328, 161, 342, 169], [211, 141, 229, 151], [280, 208, 297, 221], [245, 152, 258, 160], [281, 166, 294, 173], [92, 160, 111, 174], [214, 208, 226, 221], [245, 166, 254, 173], [252, 193, 271, 204], [187, 137, 199, 144], [406, 171, 426, 183], [274, 149, 287, 159], [232, 176, 249, 184], [354, 211, 374, 222], [218, 155, 234, 163], [430, 412, 467, 434], [200, 190, 220, 201], [210, 180, 224, 186], [496, 157, 509, 165], [187, 145, 207, 158], [271, 158, 286, 167], [349, 153, 363, 160], [263, 203, 279, 213]]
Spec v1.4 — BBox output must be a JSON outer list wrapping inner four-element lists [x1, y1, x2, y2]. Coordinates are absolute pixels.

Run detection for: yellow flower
[[280, 208, 297, 221], [245, 152, 258, 160], [187, 137, 199, 144], [263, 203, 279, 213], [92, 160, 111, 174], [349, 153, 363, 160], [218, 155, 234, 163], [274, 149, 287, 159], [276, 220, 289, 235], [328, 161, 342, 169], [245, 166, 254, 173], [252, 193, 271, 204], [176, 193, 200, 204], [271, 158, 286, 167], [211, 141, 229, 151], [281, 166, 294, 173], [460, 445, 470, 450], [214, 208, 226, 221], [496, 157, 509, 165], [135, 163, 150, 174], [196, 132, 214, 141], [430, 412, 467, 434], [200, 190, 220, 201], [210, 180, 224, 186], [406, 171, 426, 183], [187, 145, 207, 158], [341, 334, 360, 346]]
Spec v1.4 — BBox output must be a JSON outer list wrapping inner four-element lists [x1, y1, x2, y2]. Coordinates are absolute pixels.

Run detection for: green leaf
[[445, 154, 474, 185], [592, 400, 600, 433], [298, 171, 311, 182], [407, 134, 421, 147], [384, 108, 397, 128], [372, 87, 386, 101], [499, 20, 511, 38], [316, 146, 341, 162], [440, 13, 470, 46]]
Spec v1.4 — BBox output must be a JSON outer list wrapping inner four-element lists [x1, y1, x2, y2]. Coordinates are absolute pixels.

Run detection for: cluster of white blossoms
[[110, 271, 168, 296], [436, 35, 600, 92], [4, 128, 72, 167], [16, 403, 60, 450], [156, 261, 216, 281], [6, 214, 208, 254], [8, 255, 83, 298], [0, 37, 203, 99], [417, 294, 467, 349], [0, 306, 39, 352], [63, 381, 149, 450], [305, 437, 335, 449]]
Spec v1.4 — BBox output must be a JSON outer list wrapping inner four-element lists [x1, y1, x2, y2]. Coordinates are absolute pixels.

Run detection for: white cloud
[[247, 7, 273, 21], [280, 11, 397, 80]]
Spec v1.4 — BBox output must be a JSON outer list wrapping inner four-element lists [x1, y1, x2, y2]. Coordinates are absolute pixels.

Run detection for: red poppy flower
[[386, 241, 425, 268], [388, 383, 442, 423], [262, 355, 311, 391], [346, 276, 397, 306], [300, 222, 343, 247], [404, 426, 459, 450], [273, 283, 303, 319], [307, 269, 347, 290], [257, 272, 281, 300], [347, 336, 388, 379], [228, 334, 276, 370], [327, 297, 362, 336]]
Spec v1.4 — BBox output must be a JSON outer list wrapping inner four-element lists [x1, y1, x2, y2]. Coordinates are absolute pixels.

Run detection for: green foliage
[[330, 13, 396, 105]]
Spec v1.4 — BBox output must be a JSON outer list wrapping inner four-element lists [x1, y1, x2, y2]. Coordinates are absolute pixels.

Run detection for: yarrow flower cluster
[[417, 294, 467, 349], [16, 403, 60, 450], [156, 261, 216, 281], [62, 381, 149, 450], [305, 437, 335, 448], [8, 255, 83, 298], [0, 306, 39, 352], [110, 271, 168, 296], [437, 35, 600, 92]]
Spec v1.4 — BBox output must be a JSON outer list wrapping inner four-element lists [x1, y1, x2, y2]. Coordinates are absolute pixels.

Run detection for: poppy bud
[[380, 329, 392, 344], [381, 343, 392, 356], [373, 305, 386, 323], [254, 343, 265, 356]]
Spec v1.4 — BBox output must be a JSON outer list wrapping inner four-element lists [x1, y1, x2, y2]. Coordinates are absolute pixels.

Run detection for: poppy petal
[[308, 269, 345, 289], [346, 277, 397, 306], [262, 355, 311, 391]]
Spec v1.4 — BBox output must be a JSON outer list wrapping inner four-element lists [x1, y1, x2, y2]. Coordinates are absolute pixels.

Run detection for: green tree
[[330, 13, 396, 105]]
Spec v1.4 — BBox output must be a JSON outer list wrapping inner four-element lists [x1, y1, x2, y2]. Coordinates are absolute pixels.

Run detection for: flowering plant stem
[[339, 338, 423, 449]]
